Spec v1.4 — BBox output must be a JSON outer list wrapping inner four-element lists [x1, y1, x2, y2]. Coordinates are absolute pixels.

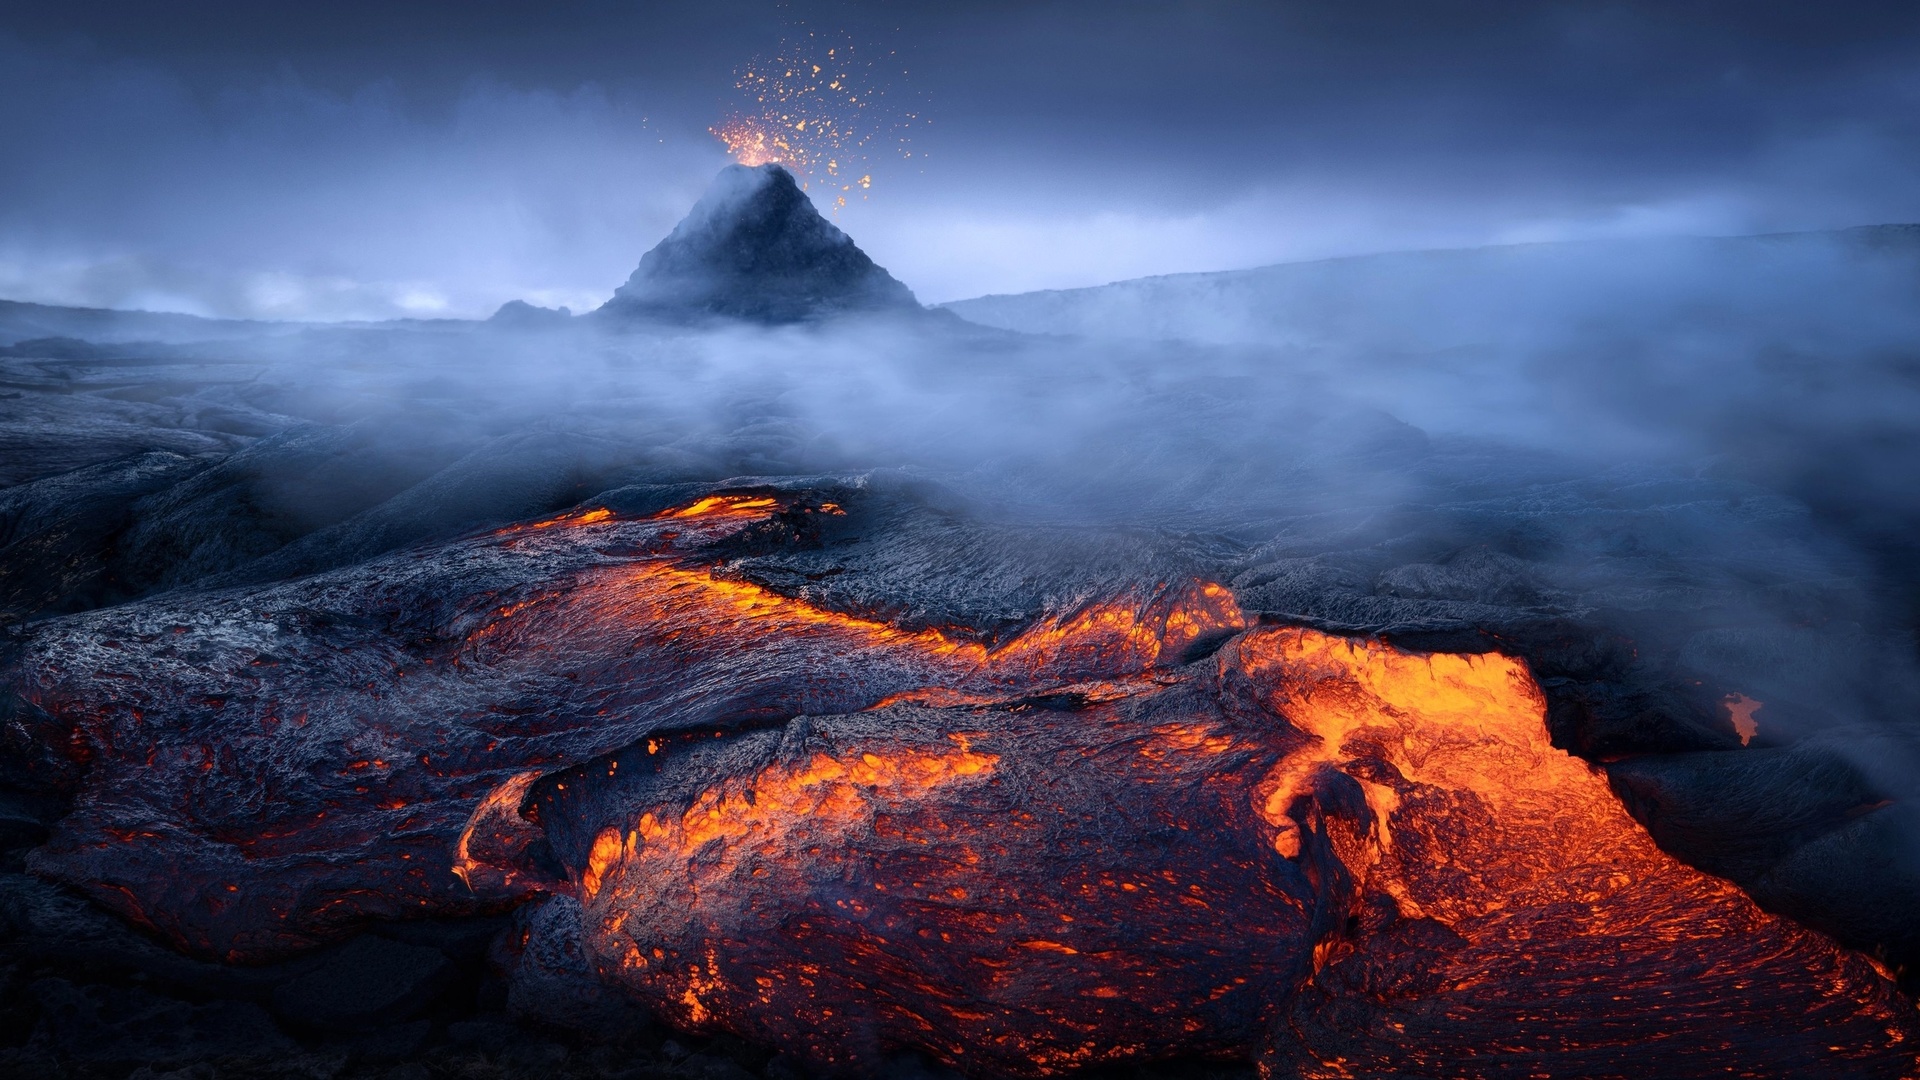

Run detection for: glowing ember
[[1725, 691, 1763, 746], [711, 29, 923, 208]]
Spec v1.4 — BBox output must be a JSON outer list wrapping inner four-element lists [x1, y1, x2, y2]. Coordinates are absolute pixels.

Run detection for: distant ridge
[[940, 224, 1920, 344], [0, 300, 270, 349], [0, 299, 472, 349]]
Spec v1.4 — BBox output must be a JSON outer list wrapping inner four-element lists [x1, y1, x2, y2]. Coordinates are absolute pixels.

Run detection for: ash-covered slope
[[943, 225, 1920, 346], [597, 164, 920, 324]]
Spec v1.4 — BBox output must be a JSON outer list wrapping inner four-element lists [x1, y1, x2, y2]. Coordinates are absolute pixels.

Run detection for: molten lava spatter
[[711, 29, 921, 209]]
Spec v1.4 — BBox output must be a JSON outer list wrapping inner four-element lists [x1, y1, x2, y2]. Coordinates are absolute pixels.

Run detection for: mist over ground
[[5, 218, 1917, 742]]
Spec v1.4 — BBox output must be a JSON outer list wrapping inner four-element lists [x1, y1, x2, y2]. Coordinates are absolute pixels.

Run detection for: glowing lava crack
[[6, 493, 1917, 1076]]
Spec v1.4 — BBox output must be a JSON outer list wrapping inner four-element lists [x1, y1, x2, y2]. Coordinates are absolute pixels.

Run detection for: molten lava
[[11, 490, 1917, 1075], [534, 693, 1315, 1075], [1238, 629, 1914, 1077], [14, 491, 1241, 958], [491, 623, 1917, 1076]]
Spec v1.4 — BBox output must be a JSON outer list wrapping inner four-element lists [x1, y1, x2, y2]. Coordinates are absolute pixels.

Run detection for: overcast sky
[[3, 0, 1918, 318]]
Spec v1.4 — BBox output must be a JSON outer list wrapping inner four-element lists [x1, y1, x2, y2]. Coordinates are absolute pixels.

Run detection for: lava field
[[0, 164, 1919, 1079]]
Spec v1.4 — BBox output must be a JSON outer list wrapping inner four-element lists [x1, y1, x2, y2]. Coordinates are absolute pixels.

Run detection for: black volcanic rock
[[270, 935, 455, 1031], [598, 164, 919, 324], [28, 979, 295, 1066]]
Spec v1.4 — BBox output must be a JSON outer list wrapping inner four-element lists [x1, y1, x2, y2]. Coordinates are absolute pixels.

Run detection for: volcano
[[0, 174, 1918, 1079], [597, 164, 921, 324]]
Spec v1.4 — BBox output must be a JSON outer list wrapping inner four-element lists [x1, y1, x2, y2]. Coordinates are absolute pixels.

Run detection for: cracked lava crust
[[6, 494, 1916, 1077]]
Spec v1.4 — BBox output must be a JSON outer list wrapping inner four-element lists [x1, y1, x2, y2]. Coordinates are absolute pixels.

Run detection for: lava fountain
[[710, 29, 921, 209]]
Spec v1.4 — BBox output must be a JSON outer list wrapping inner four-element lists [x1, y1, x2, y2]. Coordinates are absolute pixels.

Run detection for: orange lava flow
[[449, 497, 1918, 1074], [489, 493, 792, 539], [526, 621, 1919, 1076], [609, 565, 988, 661], [1237, 628, 1737, 924], [467, 544, 1245, 697], [600, 571, 1243, 674], [566, 706, 1308, 1075], [586, 737, 1000, 909], [451, 770, 543, 892], [468, 492, 1243, 687], [663, 494, 785, 520], [1230, 628, 1914, 1077], [488, 505, 614, 536]]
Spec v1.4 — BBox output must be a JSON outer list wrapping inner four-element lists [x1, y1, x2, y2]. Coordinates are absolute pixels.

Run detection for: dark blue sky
[[4, 1, 1918, 317]]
